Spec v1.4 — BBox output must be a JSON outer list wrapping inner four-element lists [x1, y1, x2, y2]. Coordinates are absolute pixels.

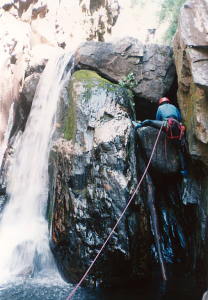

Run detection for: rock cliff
[[173, 0, 208, 167], [0, 0, 207, 291], [49, 70, 144, 286], [8, 36, 194, 286], [173, 0, 208, 280], [47, 58, 193, 284]]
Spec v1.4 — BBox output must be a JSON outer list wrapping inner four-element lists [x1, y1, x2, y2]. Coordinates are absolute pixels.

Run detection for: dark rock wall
[[49, 70, 152, 286], [48, 67, 196, 286], [45, 37, 203, 287], [136, 127, 196, 270]]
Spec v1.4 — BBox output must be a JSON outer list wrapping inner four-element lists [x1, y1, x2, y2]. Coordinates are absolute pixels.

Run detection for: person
[[132, 97, 188, 177]]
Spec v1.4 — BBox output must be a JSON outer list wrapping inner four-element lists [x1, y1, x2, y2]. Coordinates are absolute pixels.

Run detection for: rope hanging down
[[66, 125, 163, 300]]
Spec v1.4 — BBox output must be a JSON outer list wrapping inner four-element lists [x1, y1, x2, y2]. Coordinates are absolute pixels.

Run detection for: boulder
[[49, 70, 153, 286], [74, 37, 176, 103], [136, 127, 180, 175], [48, 69, 189, 287]]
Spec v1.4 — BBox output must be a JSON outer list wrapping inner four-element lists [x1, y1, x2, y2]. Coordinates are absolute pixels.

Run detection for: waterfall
[[0, 53, 73, 283]]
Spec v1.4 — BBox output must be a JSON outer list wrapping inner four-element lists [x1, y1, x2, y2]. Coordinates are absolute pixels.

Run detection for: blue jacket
[[156, 103, 182, 122]]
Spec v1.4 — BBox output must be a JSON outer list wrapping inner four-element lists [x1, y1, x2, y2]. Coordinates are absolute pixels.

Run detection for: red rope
[[66, 125, 163, 300]]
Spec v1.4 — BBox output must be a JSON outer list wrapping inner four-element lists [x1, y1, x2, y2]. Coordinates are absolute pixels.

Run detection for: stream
[[0, 273, 203, 300]]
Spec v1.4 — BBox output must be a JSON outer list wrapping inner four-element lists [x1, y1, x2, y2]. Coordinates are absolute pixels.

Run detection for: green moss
[[73, 70, 118, 96], [64, 102, 76, 140], [73, 69, 104, 82], [64, 80, 77, 141], [63, 70, 134, 140]]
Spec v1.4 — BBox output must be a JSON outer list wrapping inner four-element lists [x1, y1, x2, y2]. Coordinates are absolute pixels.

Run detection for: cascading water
[[0, 53, 73, 283]]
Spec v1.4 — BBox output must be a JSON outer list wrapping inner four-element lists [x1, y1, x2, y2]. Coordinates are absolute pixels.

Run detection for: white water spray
[[0, 53, 73, 282]]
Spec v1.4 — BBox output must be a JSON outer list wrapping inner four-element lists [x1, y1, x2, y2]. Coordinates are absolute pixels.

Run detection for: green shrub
[[118, 73, 138, 89]]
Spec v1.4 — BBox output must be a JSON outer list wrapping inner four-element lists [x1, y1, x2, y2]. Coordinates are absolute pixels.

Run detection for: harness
[[164, 118, 185, 140]]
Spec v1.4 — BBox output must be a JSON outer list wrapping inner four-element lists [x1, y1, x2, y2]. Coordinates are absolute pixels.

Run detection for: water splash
[[0, 53, 73, 283]]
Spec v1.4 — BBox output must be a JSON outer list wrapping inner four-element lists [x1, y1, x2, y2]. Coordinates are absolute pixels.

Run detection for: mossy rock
[[73, 69, 120, 99], [64, 88, 76, 141], [64, 70, 134, 141]]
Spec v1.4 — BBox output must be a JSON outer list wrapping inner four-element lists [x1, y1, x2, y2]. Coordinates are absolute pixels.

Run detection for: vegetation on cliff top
[[127, 0, 186, 45], [159, 0, 186, 43]]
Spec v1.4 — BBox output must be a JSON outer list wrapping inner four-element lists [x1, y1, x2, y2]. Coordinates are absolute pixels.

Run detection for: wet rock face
[[136, 127, 180, 175], [135, 127, 195, 269], [74, 37, 176, 103], [49, 70, 154, 286], [48, 69, 190, 287], [10, 73, 40, 137]]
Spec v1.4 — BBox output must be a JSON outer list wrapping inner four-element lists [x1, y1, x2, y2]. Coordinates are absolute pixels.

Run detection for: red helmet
[[158, 97, 171, 105]]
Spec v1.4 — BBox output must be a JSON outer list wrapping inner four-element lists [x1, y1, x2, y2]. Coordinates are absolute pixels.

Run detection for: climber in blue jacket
[[132, 97, 188, 177], [133, 97, 182, 129]]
